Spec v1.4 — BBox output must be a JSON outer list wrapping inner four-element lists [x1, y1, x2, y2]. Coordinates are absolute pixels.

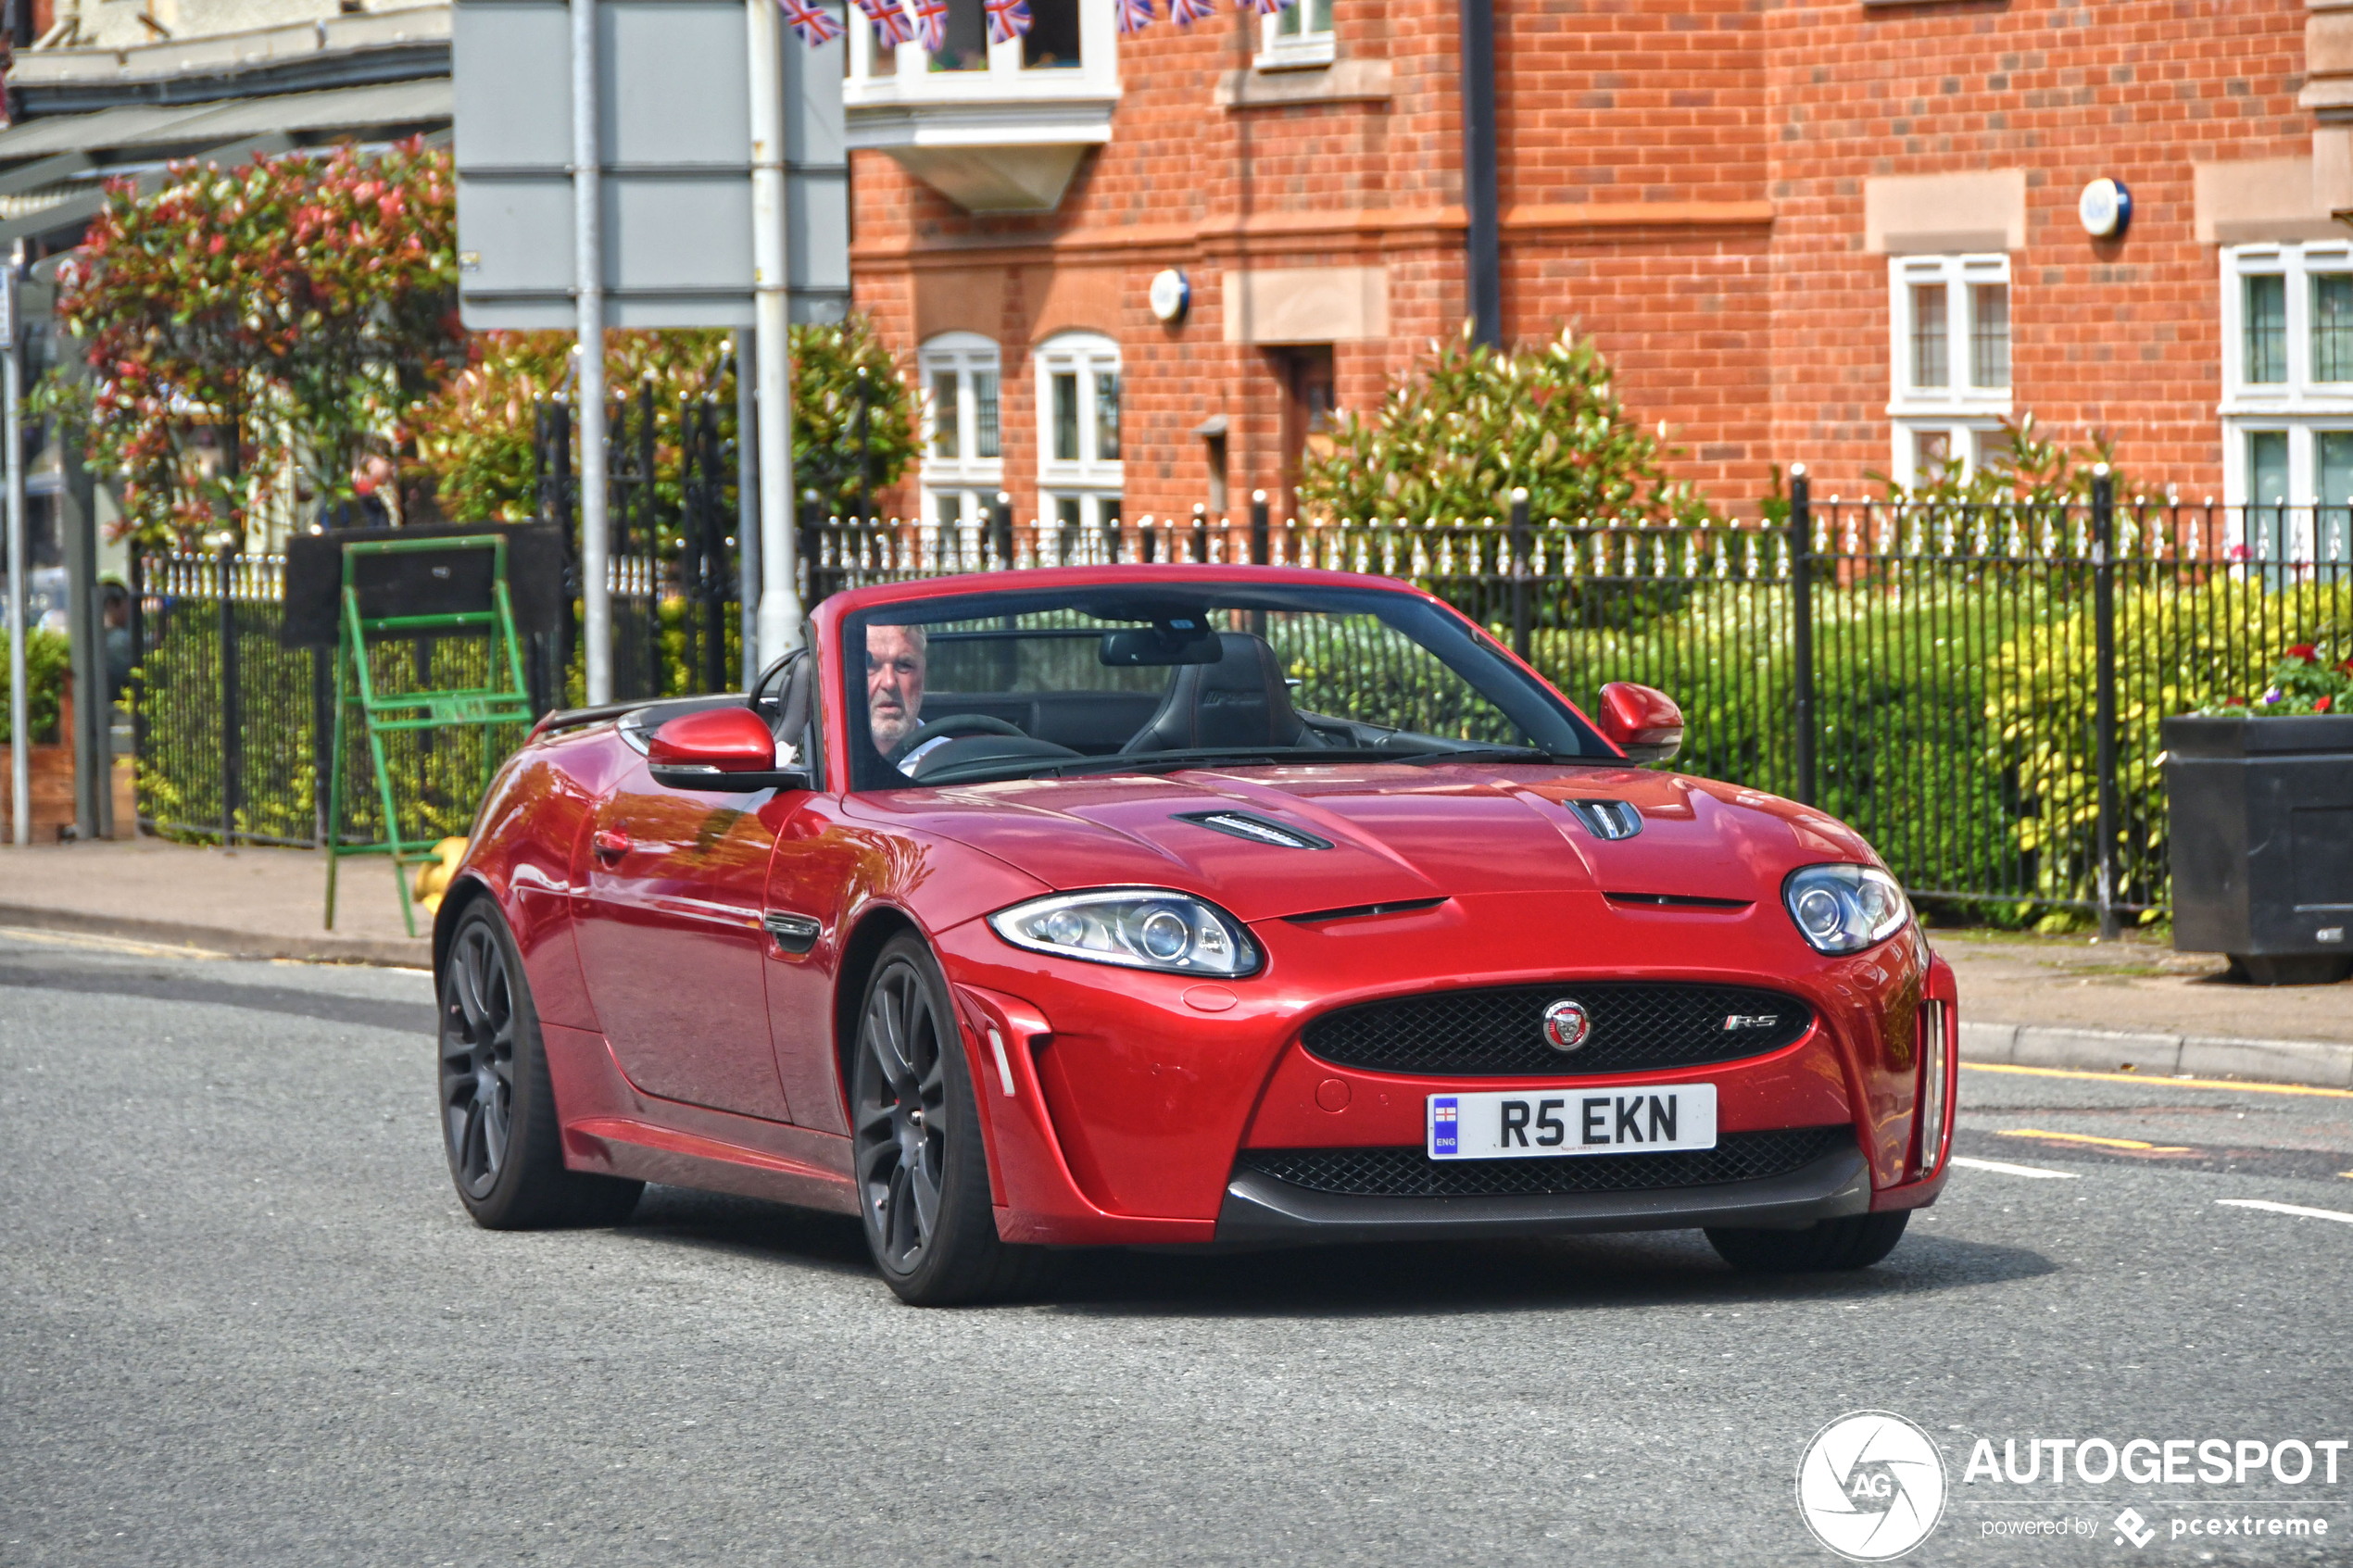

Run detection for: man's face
[[866, 625, 925, 754]]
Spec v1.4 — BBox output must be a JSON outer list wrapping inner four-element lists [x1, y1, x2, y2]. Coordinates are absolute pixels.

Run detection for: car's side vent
[[1604, 891, 1751, 910], [1174, 809, 1334, 851], [1567, 799, 1642, 840], [1284, 897, 1449, 925]]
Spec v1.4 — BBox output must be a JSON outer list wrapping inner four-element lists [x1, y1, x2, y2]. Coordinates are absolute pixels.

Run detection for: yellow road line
[[1997, 1128, 2195, 1153], [1961, 1062, 2353, 1100]]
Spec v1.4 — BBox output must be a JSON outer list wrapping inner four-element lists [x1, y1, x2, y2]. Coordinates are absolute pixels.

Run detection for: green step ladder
[[324, 533, 536, 936]]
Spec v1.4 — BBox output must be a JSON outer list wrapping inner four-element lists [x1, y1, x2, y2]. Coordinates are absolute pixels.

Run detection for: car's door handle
[[591, 828, 631, 863], [763, 911, 822, 955]]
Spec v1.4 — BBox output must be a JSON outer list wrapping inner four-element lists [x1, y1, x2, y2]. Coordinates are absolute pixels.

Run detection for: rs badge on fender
[[1541, 998, 1592, 1052]]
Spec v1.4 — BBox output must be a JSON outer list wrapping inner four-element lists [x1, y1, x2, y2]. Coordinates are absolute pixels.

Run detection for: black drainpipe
[[1459, 0, 1503, 347]]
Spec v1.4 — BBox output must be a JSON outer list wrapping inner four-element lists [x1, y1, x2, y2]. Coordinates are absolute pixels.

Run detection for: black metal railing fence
[[127, 477, 2353, 922]]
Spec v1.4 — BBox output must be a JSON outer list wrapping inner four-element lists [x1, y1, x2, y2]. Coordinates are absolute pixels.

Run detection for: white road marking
[[2216, 1198, 2353, 1226], [1949, 1155, 2082, 1180]]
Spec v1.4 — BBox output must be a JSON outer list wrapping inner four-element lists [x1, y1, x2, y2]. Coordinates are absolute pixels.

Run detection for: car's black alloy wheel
[[441, 919, 517, 1200], [437, 902, 641, 1229], [854, 951, 948, 1271], [851, 933, 1054, 1306]]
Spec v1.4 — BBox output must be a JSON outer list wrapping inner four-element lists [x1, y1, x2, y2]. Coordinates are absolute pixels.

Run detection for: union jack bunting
[[777, 0, 844, 44], [1244, 0, 1294, 15], [854, 0, 914, 46], [1115, 0, 1154, 33], [1166, 0, 1214, 24], [910, 0, 948, 50], [984, 0, 1031, 45]]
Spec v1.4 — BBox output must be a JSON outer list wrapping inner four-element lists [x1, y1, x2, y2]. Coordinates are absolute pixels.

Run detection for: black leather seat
[[1122, 632, 1316, 753]]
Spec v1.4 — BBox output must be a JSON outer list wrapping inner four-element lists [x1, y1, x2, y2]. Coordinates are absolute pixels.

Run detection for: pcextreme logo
[[1796, 1411, 1950, 1562]]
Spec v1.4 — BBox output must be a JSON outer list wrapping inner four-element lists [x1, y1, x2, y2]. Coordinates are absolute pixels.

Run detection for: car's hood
[[844, 763, 1875, 923]]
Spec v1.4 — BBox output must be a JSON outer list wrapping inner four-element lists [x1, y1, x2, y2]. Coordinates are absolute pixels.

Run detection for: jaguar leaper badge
[[1541, 998, 1592, 1052]]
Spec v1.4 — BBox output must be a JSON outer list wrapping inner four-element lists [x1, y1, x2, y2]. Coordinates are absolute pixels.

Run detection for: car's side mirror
[[647, 707, 812, 792], [1594, 682, 1684, 764]]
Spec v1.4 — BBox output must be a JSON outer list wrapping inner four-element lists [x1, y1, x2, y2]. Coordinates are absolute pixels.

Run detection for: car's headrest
[[1122, 632, 1311, 754]]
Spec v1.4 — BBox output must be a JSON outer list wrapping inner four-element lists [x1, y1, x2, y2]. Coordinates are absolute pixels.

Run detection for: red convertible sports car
[[434, 565, 1957, 1304]]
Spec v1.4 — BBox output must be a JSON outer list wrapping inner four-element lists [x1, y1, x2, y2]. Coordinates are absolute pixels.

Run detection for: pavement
[[0, 838, 431, 965], [3, 924, 2350, 1566], [3, 838, 2351, 1086]]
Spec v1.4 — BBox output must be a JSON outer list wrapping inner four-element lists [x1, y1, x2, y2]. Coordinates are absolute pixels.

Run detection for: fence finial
[[1509, 486, 1529, 504], [1789, 462, 1806, 479]]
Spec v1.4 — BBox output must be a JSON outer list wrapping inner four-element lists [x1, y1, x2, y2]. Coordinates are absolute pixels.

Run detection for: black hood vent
[[1174, 809, 1334, 851]]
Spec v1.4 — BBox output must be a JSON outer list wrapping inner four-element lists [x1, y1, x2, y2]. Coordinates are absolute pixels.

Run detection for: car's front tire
[[1705, 1210, 1909, 1273], [851, 932, 1053, 1306], [439, 901, 642, 1229]]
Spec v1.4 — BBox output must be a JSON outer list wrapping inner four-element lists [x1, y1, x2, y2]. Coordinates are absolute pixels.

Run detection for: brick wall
[[851, 0, 2309, 521]]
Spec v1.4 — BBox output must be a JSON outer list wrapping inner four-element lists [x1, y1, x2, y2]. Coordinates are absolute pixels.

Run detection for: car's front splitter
[[1212, 1139, 1873, 1247]]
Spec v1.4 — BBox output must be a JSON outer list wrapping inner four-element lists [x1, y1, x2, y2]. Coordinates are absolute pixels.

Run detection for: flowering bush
[[413, 330, 735, 527], [2200, 644, 2353, 717], [1296, 323, 1715, 526], [410, 314, 916, 529], [43, 139, 459, 546]]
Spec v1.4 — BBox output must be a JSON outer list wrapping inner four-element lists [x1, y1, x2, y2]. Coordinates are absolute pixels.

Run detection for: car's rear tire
[[1705, 1210, 1910, 1273], [439, 901, 643, 1230], [851, 932, 1055, 1306]]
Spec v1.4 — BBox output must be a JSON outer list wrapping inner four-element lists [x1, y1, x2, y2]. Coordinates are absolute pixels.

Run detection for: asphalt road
[[4, 925, 2350, 1567]]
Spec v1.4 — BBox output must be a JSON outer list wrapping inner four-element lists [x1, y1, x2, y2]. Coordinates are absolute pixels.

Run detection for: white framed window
[[2220, 243, 2353, 561], [1255, 0, 1334, 70], [1033, 331, 1122, 541], [1886, 254, 2011, 486], [846, 0, 1116, 98], [917, 332, 1003, 525]]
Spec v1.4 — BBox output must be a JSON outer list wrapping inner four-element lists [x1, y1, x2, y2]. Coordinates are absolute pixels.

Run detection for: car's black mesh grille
[[1235, 1127, 1850, 1199], [1300, 983, 1813, 1077]]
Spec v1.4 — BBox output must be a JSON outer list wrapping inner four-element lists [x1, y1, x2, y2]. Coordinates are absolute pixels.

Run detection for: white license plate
[[1427, 1085, 1718, 1160]]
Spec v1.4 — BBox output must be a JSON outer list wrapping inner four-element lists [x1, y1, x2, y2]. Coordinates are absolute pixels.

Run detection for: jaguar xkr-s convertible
[[433, 565, 1957, 1303]]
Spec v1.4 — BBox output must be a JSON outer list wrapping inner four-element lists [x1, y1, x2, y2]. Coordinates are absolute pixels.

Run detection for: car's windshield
[[842, 583, 1604, 789]]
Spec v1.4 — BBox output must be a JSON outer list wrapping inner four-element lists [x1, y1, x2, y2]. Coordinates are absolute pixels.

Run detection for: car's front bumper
[[937, 897, 1953, 1248], [1212, 1137, 1874, 1246]]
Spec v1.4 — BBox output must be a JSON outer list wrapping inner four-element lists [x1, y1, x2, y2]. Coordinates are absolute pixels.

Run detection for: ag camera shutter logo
[[1796, 1411, 1948, 1561]]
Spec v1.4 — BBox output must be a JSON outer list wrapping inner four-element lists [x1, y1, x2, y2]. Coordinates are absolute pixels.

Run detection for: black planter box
[[2163, 713, 2353, 984]]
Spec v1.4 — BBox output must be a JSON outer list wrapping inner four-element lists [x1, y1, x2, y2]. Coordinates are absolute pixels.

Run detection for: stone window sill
[[1214, 56, 1390, 109]]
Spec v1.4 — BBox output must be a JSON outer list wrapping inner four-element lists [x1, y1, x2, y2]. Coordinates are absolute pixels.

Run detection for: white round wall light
[[1149, 269, 1190, 325], [2078, 177, 2132, 240]]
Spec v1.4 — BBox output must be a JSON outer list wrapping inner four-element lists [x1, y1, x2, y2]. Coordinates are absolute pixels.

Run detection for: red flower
[[2320, 696, 2336, 713], [2287, 644, 2318, 662]]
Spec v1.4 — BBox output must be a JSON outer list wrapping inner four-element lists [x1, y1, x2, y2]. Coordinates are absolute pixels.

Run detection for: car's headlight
[[1782, 863, 1910, 954], [987, 889, 1262, 977]]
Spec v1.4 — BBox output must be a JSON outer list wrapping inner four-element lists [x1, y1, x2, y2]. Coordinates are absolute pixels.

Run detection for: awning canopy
[[0, 78, 451, 167]]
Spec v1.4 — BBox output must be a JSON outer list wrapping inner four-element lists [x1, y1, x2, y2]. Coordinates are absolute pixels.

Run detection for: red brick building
[[845, 0, 2340, 525]]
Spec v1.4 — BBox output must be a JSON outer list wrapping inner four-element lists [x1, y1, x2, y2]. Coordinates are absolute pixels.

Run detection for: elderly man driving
[[867, 622, 928, 763]]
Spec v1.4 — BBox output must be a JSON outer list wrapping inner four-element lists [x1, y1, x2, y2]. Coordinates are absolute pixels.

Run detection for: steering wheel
[[895, 714, 1026, 755]]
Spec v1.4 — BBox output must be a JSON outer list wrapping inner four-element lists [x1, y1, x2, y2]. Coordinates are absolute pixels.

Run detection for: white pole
[[748, 0, 802, 659], [573, 0, 611, 704], [4, 257, 26, 848]]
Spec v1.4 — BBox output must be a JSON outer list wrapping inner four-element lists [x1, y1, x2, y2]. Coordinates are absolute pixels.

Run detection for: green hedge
[[1514, 571, 2353, 915], [132, 610, 524, 847], [0, 628, 72, 746]]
